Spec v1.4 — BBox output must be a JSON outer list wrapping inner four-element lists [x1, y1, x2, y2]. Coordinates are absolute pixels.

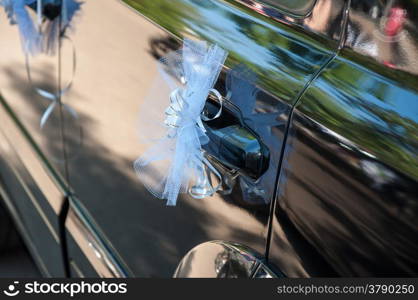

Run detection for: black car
[[0, 0, 417, 277]]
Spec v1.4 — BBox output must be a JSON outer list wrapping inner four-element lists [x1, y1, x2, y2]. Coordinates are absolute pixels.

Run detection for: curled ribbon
[[25, 35, 77, 128], [134, 39, 227, 206]]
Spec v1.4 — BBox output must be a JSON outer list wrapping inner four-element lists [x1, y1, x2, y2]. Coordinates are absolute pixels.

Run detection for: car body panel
[[0, 95, 66, 276], [58, 0, 345, 276], [269, 0, 418, 276], [2, 0, 416, 278], [0, 7, 70, 276]]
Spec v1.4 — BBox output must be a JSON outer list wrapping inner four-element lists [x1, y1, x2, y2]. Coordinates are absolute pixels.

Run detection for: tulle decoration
[[1, 0, 82, 55], [39, 0, 82, 55], [2, 0, 41, 55], [134, 39, 227, 206]]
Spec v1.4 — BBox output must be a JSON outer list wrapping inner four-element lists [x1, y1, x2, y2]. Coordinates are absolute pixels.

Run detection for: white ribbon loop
[[24, 35, 77, 128], [134, 39, 227, 206]]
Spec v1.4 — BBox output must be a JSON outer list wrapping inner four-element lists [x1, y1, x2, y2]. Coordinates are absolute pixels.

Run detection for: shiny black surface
[[269, 0, 418, 276], [0, 0, 416, 278], [0, 1, 68, 276], [45, 0, 343, 277], [173, 240, 278, 278], [53, 0, 345, 277], [204, 100, 270, 180], [173, 241, 259, 278], [0, 95, 66, 276]]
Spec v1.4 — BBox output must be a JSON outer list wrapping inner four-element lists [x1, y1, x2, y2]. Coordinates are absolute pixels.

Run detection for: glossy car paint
[[56, 0, 345, 276], [173, 240, 277, 278], [269, 0, 418, 276], [0, 18, 67, 276], [0, 0, 416, 278]]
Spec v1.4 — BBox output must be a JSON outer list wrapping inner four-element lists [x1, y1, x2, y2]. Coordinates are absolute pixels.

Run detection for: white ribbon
[[134, 39, 227, 206], [1, 0, 82, 55], [25, 35, 77, 128], [36, 0, 41, 26]]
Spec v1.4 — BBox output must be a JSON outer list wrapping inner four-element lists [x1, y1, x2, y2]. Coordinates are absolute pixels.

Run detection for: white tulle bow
[[1, 0, 81, 55], [134, 39, 227, 206]]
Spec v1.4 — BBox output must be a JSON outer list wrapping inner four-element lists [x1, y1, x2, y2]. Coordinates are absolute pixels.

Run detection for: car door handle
[[202, 99, 270, 180]]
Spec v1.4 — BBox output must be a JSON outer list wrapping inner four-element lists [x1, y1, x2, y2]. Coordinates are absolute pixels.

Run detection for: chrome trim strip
[[0, 95, 68, 196], [69, 259, 85, 278], [66, 197, 131, 278]]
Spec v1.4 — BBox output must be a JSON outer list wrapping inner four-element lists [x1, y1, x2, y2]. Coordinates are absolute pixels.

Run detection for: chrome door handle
[[202, 99, 270, 180]]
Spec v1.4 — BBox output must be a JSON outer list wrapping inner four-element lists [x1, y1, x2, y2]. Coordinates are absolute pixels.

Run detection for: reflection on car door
[[0, 8, 68, 276], [60, 0, 346, 277]]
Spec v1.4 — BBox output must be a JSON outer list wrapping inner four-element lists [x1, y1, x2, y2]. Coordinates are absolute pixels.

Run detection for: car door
[[59, 0, 347, 277], [268, 0, 418, 276], [0, 5, 68, 276]]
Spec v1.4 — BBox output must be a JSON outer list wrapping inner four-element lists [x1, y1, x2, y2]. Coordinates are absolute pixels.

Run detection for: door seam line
[[263, 0, 351, 263]]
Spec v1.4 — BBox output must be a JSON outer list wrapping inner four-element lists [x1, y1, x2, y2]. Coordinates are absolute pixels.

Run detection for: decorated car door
[[58, 0, 346, 277]]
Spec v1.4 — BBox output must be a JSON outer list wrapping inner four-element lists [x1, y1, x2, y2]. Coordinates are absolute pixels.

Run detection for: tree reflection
[[299, 58, 418, 178]]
